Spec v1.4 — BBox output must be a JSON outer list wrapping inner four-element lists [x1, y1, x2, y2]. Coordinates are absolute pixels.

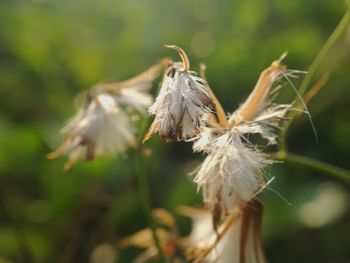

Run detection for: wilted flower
[[144, 45, 214, 142], [184, 201, 266, 263], [119, 204, 266, 263], [193, 54, 292, 220], [48, 61, 168, 170], [193, 129, 272, 218], [47, 91, 138, 170]]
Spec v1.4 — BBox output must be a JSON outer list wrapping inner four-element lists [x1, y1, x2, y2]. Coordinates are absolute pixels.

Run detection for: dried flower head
[[47, 90, 138, 170], [48, 61, 168, 170], [193, 55, 292, 220], [144, 45, 214, 142], [184, 201, 266, 263], [193, 128, 272, 218]]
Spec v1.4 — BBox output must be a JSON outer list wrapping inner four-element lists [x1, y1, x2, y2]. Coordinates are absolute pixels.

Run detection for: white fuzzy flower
[[194, 128, 272, 216], [48, 91, 139, 170], [48, 61, 169, 170], [144, 45, 214, 142], [192, 55, 293, 218]]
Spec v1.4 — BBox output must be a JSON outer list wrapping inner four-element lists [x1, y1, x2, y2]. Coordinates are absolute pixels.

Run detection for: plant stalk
[[136, 115, 167, 263], [278, 8, 350, 152], [274, 151, 350, 183]]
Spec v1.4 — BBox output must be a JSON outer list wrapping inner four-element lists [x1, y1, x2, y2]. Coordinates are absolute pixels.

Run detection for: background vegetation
[[0, 0, 349, 262]]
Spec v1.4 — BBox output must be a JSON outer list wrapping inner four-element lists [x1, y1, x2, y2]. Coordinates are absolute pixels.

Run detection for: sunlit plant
[[49, 4, 350, 262]]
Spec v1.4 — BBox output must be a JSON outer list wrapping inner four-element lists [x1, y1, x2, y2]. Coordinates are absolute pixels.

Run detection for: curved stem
[[299, 10, 350, 97], [278, 8, 350, 152], [164, 44, 190, 71], [135, 119, 166, 263], [135, 154, 166, 262], [274, 151, 350, 183]]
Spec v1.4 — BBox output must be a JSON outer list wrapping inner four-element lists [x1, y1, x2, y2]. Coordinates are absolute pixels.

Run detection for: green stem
[[299, 11, 350, 97], [135, 153, 166, 262], [274, 151, 350, 183], [278, 8, 350, 152], [135, 115, 166, 263]]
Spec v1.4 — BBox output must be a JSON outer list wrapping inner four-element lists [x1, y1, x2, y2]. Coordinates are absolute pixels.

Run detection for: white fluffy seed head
[[192, 56, 293, 218], [193, 128, 272, 216], [192, 102, 291, 217], [145, 62, 214, 142], [49, 90, 145, 170]]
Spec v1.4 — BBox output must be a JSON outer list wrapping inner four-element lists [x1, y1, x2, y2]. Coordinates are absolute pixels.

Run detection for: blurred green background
[[0, 0, 350, 262]]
